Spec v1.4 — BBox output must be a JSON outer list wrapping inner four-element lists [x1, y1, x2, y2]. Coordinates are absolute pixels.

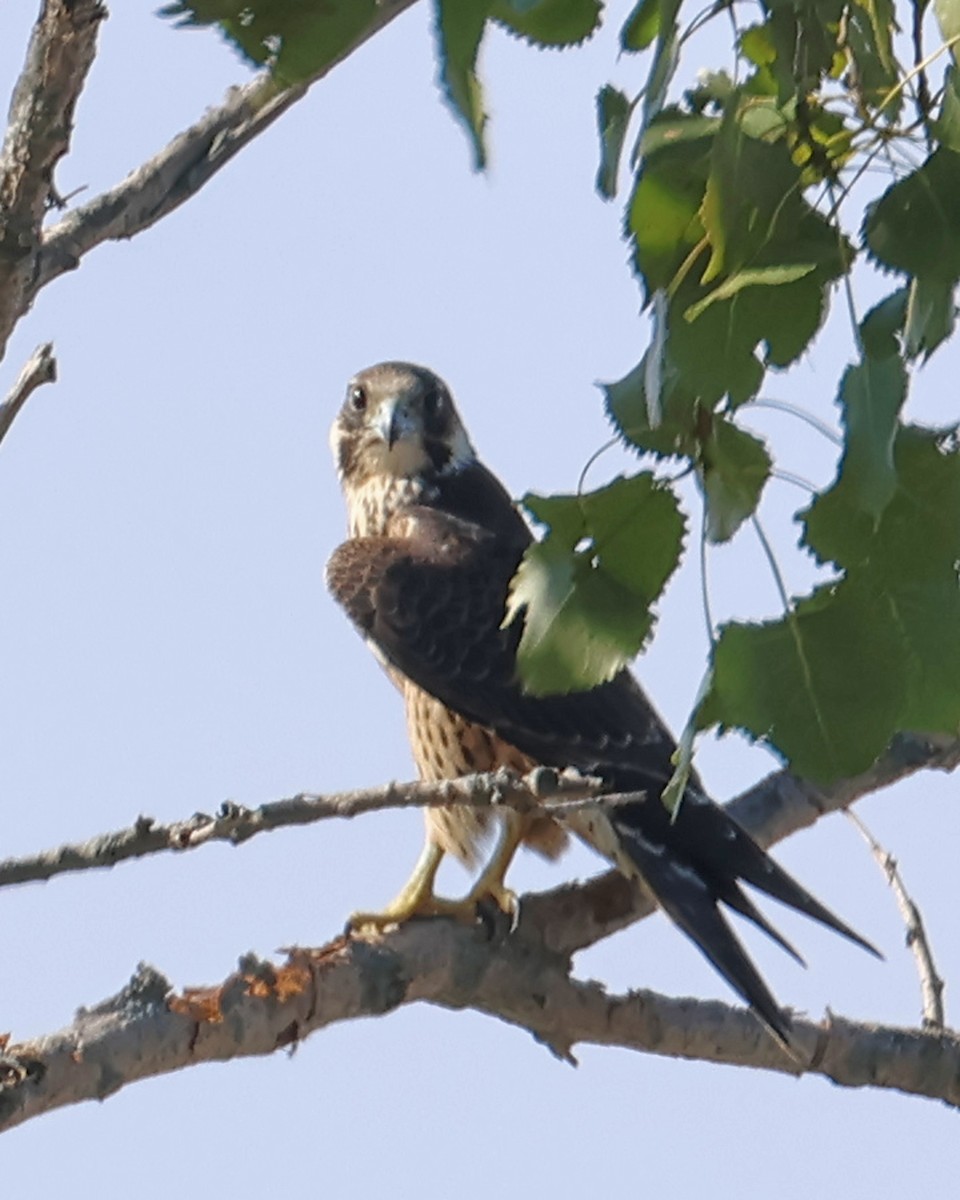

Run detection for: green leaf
[[834, 354, 908, 521], [159, 0, 378, 83], [802, 424, 958, 573], [637, 110, 719, 157], [699, 418, 772, 543], [640, 0, 682, 122], [931, 65, 960, 151], [650, 99, 850, 406], [601, 354, 698, 458], [844, 0, 900, 117], [667, 262, 835, 406], [621, 0, 660, 51], [682, 264, 816, 321], [935, 0, 960, 60], [510, 475, 685, 692], [596, 85, 632, 199], [860, 288, 908, 357], [491, 0, 602, 45], [864, 149, 960, 284], [892, 580, 960, 731], [802, 426, 960, 739], [739, 22, 777, 68], [577, 473, 687, 599], [763, 0, 846, 105], [700, 576, 907, 781], [505, 540, 640, 693], [707, 427, 960, 779], [904, 275, 957, 359], [435, 0, 493, 170], [627, 120, 712, 294], [684, 70, 736, 113]]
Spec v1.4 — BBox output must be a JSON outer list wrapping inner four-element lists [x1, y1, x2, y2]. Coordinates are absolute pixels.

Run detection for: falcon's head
[[330, 362, 475, 490]]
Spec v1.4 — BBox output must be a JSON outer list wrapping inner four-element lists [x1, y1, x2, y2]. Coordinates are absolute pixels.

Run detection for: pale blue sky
[[1, 2, 957, 1195]]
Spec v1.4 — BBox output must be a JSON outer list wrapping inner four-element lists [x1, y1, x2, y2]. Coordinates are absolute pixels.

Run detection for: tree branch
[[3, 734, 957, 963], [0, 767, 602, 890], [0, 729, 955, 1128], [2, 919, 957, 1134], [33, 0, 420, 297], [0, 341, 55, 446], [847, 810, 946, 1031], [0, 0, 106, 358]]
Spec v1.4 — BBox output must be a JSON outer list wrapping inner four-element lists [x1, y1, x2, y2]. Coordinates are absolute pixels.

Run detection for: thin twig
[[2, 734, 958, 963], [0, 768, 604, 891], [847, 810, 946, 1031], [0, 342, 56, 446]]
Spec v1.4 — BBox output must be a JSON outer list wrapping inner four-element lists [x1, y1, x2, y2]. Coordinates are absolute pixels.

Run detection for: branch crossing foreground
[[0, 734, 957, 1130]]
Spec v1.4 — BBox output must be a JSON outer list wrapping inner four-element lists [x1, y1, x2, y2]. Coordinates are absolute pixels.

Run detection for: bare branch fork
[[0, 0, 421, 362], [0, 341, 55, 445]]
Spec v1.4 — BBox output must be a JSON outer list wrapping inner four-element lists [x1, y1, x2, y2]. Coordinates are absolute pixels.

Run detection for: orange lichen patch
[[0, 1033, 9, 1051], [243, 957, 311, 1003], [169, 987, 224, 1023]]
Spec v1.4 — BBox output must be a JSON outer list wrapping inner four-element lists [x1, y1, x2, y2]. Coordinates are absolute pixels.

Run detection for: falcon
[[326, 361, 877, 1045]]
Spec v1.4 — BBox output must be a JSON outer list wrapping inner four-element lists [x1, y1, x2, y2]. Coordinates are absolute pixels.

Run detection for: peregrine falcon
[[326, 361, 877, 1044]]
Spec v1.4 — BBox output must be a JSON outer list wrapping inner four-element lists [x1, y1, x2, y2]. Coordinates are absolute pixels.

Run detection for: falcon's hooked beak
[[374, 395, 418, 451]]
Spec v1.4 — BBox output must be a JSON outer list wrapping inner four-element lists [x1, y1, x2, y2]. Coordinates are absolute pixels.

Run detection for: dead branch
[[0, 768, 601, 891], [1, 920, 957, 1134], [0, 0, 106, 358], [0, 1, 419, 362], [848, 811, 946, 1031], [0, 341, 55, 446]]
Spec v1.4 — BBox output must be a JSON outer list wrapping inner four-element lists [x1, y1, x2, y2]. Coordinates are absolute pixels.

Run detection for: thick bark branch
[[2, 921, 957, 1134], [0, 0, 106, 359], [0, 341, 55, 446]]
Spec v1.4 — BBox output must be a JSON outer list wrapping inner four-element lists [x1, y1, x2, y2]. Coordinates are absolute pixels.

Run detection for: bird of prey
[[326, 361, 877, 1045]]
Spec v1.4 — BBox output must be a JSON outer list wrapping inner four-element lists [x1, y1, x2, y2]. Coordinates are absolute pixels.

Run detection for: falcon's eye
[[422, 387, 443, 419], [348, 385, 367, 414]]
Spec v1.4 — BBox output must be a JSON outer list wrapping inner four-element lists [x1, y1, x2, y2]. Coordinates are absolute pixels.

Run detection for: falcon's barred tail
[[610, 800, 881, 1045], [614, 821, 794, 1042]]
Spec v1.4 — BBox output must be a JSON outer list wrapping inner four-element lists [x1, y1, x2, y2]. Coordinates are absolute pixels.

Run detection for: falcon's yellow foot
[[347, 839, 447, 933], [458, 812, 524, 929], [346, 823, 522, 934]]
